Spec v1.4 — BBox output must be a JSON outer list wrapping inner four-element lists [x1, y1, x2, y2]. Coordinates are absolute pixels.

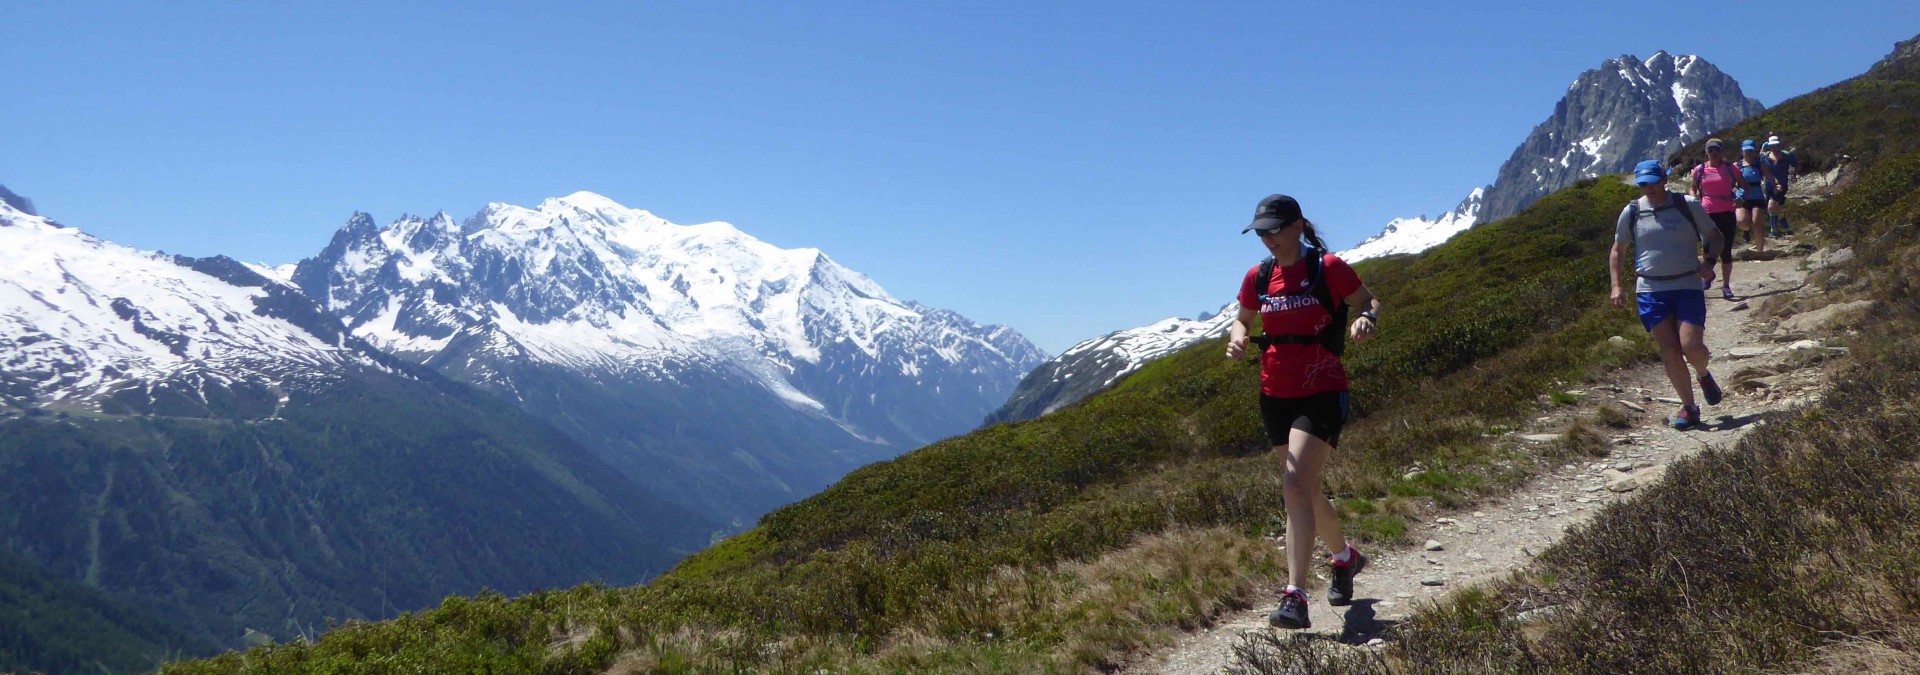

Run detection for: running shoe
[[1722, 286, 1737, 301], [1269, 588, 1311, 629], [1699, 373, 1724, 406], [1328, 548, 1368, 607], [1671, 404, 1701, 429]]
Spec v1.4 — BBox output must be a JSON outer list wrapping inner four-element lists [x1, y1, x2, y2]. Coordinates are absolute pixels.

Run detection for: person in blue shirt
[[1736, 140, 1771, 264], [1611, 160, 1726, 429], [1763, 136, 1799, 236]]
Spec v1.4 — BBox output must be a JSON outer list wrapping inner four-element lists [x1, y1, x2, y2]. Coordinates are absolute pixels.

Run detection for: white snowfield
[[315, 192, 1041, 408], [1054, 303, 1236, 388], [0, 200, 352, 408], [1341, 187, 1485, 263]]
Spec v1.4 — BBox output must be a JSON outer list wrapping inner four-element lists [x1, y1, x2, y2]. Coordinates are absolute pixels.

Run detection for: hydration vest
[[1250, 248, 1349, 357], [1626, 193, 1705, 281]]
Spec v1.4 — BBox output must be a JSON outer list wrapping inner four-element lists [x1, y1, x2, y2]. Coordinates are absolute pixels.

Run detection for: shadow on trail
[[1704, 412, 1766, 431], [1720, 281, 1807, 303], [1336, 599, 1399, 644]]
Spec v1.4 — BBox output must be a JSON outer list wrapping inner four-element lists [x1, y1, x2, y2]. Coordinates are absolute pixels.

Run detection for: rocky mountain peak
[[1480, 52, 1765, 223], [1868, 33, 1920, 78], [0, 184, 37, 217]]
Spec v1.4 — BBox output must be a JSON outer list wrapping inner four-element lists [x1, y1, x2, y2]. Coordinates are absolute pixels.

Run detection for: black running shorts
[[1259, 391, 1349, 448]]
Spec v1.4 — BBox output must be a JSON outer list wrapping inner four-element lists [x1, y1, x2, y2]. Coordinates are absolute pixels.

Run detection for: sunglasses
[[1255, 225, 1294, 237], [1707, 147, 1724, 153]]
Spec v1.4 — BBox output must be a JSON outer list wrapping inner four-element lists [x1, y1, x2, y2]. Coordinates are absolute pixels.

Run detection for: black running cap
[[1243, 194, 1302, 233]]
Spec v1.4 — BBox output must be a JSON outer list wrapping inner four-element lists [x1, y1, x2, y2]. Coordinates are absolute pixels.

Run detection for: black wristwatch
[[1359, 311, 1379, 323]]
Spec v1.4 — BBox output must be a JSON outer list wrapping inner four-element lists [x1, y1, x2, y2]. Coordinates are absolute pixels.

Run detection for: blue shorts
[[1638, 290, 1707, 332]]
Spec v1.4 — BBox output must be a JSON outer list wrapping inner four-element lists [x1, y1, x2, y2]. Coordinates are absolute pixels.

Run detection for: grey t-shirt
[[1615, 193, 1715, 293]]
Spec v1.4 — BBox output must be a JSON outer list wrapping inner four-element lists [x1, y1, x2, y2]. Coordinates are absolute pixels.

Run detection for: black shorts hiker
[[1260, 391, 1349, 448]]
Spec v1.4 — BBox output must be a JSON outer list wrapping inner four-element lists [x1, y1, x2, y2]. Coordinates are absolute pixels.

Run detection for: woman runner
[[1689, 138, 1749, 300], [1225, 194, 1381, 630], [1734, 140, 1771, 283]]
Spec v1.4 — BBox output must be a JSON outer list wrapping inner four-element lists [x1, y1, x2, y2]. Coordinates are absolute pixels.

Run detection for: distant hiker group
[[1687, 136, 1800, 300], [1223, 137, 1801, 628]]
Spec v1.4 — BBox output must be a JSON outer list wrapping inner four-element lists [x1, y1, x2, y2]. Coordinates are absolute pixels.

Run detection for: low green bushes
[[165, 175, 1661, 675]]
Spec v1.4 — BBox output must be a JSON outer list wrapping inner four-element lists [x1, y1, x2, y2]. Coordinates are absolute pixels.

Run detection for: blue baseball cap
[[1741, 139, 1758, 151], [1633, 160, 1667, 186]]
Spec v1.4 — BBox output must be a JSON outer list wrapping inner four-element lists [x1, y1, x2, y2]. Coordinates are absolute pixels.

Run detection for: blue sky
[[7, 2, 1917, 353]]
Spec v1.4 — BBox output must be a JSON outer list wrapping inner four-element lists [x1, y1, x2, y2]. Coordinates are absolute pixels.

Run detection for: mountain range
[[0, 194, 713, 650], [290, 192, 1046, 526], [0, 188, 1043, 655]]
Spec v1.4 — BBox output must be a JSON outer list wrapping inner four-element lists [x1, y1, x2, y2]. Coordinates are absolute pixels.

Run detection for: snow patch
[[1341, 187, 1485, 263]]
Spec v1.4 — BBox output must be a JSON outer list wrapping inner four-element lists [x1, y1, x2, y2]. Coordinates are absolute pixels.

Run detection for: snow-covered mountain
[[985, 304, 1234, 425], [0, 196, 362, 416], [0, 187, 718, 647], [1343, 52, 1763, 262], [292, 191, 1047, 524], [1480, 51, 1765, 223], [1340, 188, 1485, 263]]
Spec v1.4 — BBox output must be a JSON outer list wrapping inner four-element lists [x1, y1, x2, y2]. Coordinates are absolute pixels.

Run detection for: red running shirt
[[1237, 253, 1364, 398]]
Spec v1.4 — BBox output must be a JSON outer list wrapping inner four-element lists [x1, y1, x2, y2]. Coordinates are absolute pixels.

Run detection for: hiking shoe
[[1699, 373, 1723, 406], [1702, 278, 1713, 290], [1269, 588, 1311, 629], [1328, 549, 1368, 607], [1671, 404, 1701, 430], [1722, 286, 1737, 301]]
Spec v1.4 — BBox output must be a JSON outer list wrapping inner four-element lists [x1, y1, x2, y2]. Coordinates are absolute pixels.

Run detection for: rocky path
[[1129, 245, 1828, 674]]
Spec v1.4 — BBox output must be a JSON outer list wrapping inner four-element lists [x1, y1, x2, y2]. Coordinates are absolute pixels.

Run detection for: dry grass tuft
[[1556, 419, 1610, 457], [1593, 403, 1634, 429]]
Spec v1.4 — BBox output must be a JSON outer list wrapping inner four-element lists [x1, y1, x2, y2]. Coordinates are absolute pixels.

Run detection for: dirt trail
[[1130, 245, 1822, 674]]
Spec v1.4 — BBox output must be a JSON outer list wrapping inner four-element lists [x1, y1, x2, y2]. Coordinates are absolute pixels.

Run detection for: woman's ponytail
[[1301, 219, 1329, 253]]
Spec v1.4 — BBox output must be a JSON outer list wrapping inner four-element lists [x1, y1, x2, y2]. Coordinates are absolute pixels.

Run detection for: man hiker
[[1612, 160, 1726, 429]]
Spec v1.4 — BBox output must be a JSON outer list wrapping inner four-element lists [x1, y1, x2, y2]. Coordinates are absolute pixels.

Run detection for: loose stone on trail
[[1424, 539, 1444, 551]]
